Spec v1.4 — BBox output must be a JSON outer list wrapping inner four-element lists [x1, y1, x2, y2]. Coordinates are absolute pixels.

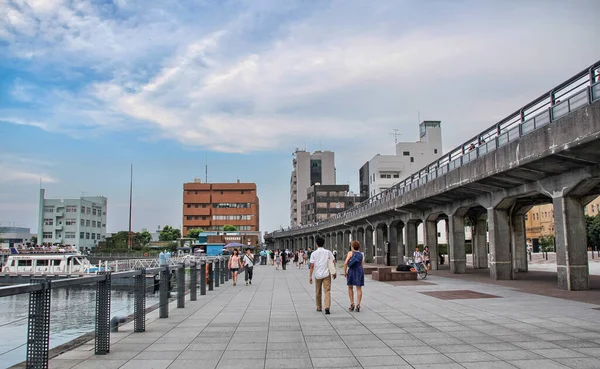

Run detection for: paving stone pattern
[[49, 265, 600, 369]]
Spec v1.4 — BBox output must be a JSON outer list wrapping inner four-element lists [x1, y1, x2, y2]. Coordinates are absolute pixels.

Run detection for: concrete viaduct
[[268, 61, 600, 291]]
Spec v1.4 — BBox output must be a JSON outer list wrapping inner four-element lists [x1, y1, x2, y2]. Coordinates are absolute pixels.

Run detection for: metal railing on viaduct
[[269, 60, 600, 291], [0, 256, 233, 368]]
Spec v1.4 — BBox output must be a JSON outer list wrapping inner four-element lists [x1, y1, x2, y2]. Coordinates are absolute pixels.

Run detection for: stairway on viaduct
[[269, 61, 600, 291]]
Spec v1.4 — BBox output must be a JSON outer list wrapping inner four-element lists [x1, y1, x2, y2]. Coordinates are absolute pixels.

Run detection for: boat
[[2, 247, 94, 274]]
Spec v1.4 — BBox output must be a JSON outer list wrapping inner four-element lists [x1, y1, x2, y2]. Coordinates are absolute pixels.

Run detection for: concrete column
[[375, 226, 385, 265], [388, 223, 398, 266], [473, 217, 488, 269], [396, 224, 405, 264], [487, 208, 513, 280], [405, 222, 418, 262], [553, 195, 589, 290], [343, 231, 350, 255], [512, 214, 528, 272], [336, 232, 343, 258], [357, 228, 364, 250], [351, 229, 357, 243], [365, 228, 374, 263], [424, 219, 439, 270], [448, 215, 466, 274]]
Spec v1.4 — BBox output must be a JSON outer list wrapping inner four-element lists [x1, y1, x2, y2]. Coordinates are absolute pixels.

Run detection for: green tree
[[101, 231, 145, 250], [586, 215, 600, 250], [139, 230, 152, 246], [30, 236, 37, 245], [222, 225, 237, 232], [539, 235, 555, 252], [186, 228, 204, 239], [159, 225, 181, 241]]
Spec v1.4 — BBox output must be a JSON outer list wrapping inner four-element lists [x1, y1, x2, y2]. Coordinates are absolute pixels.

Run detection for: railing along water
[[0, 255, 229, 368], [270, 60, 600, 238]]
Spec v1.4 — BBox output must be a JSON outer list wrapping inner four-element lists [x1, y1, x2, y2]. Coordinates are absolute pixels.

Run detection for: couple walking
[[309, 237, 364, 314], [228, 248, 254, 286]]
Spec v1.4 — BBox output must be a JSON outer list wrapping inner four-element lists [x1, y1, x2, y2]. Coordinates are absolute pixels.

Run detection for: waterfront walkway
[[49, 265, 600, 369]]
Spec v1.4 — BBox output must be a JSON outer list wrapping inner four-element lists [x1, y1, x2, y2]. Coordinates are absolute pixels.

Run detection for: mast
[[128, 164, 133, 250]]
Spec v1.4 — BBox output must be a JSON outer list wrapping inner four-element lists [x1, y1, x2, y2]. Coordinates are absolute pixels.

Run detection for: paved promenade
[[49, 264, 600, 369]]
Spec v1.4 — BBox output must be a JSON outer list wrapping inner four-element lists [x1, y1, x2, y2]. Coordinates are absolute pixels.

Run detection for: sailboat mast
[[128, 164, 133, 250]]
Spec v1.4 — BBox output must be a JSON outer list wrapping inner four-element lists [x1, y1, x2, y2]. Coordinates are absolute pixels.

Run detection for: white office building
[[360, 121, 443, 198], [290, 150, 336, 226], [37, 189, 108, 251], [0, 226, 35, 246]]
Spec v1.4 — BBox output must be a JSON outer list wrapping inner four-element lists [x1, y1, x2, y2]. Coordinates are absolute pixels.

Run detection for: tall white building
[[360, 121, 443, 197], [37, 189, 108, 250], [290, 150, 336, 226]]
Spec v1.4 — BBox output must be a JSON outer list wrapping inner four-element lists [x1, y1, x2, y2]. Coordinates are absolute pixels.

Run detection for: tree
[[30, 236, 37, 245], [539, 235, 555, 252], [586, 215, 600, 250], [186, 228, 204, 239], [159, 225, 181, 241], [101, 231, 145, 250], [222, 225, 237, 232], [139, 230, 152, 246]]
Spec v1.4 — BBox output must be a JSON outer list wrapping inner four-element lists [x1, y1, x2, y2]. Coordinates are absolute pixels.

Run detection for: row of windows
[[185, 226, 253, 231], [186, 216, 206, 220], [402, 149, 438, 156], [44, 231, 102, 240], [186, 190, 250, 195], [212, 215, 254, 221], [186, 203, 252, 208], [380, 173, 400, 179], [44, 205, 105, 216]]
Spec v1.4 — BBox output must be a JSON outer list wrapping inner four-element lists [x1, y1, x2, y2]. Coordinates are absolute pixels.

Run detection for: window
[[202, 204, 206, 208], [65, 232, 76, 239], [86, 220, 91, 226], [187, 204, 191, 208], [525, 214, 528, 221], [403, 151, 410, 156], [102, 224, 106, 227], [36, 260, 49, 266], [44, 206, 54, 213], [44, 219, 54, 226], [241, 191, 244, 194], [80, 219, 85, 226], [195, 191, 198, 195], [92, 221, 97, 227], [43, 232, 53, 239], [434, 149, 438, 154], [410, 157, 414, 163], [86, 207, 91, 214], [393, 174, 399, 178], [65, 218, 76, 226], [81, 206, 85, 213], [194, 204, 199, 208], [202, 216, 206, 220], [18, 260, 33, 267], [97, 233, 101, 240], [80, 232, 85, 239], [91, 233, 96, 240], [86, 233, 90, 239], [92, 209, 97, 216], [66, 205, 77, 212]]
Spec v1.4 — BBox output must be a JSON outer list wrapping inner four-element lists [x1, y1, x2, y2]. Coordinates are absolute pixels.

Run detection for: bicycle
[[410, 259, 428, 279]]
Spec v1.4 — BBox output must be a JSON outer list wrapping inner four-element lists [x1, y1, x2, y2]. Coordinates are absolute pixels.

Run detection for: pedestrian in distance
[[243, 248, 254, 285], [344, 240, 364, 312], [423, 246, 431, 271], [275, 250, 281, 270], [281, 249, 287, 270], [333, 249, 337, 263], [228, 249, 242, 286], [309, 236, 336, 314]]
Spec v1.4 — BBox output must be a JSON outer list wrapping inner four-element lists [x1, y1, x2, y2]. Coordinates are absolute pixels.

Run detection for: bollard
[[134, 268, 146, 332], [177, 264, 185, 308], [208, 262, 214, 291], [224, 258, 229, 282], [220, 258, 225, 285], [200, 262, 206, 295], [95, 272, 112, 355], [26, 278, 51, 369], [190, 262, 197, 301], [215, 259, 220, 288], [159, 266, 169, 318]]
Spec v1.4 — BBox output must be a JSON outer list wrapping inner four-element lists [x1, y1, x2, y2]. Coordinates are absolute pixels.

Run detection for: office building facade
[[290, 150, 336, 226], [360, 121, 443, 198], [300, 184, 365, 225], [182, 180, 260, 236], [38, 189, 108, 250]]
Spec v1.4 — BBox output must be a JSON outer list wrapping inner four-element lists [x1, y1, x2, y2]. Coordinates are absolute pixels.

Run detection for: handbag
[[328, 258, 337, 276], [347, 251, 358, 268]]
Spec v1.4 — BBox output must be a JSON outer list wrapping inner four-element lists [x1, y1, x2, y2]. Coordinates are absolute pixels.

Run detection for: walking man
[[281, 249, 287, 270], [309, 236, 336, 314], [243, 248, 254, 285]]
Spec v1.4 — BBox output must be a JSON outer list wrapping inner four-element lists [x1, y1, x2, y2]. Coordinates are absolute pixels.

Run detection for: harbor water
[[0, 286, 160, 368]]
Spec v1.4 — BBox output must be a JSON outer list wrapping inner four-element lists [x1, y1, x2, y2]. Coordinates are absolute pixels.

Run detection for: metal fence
[[0, 256, 231, 368], [271, 60, 600, 238]]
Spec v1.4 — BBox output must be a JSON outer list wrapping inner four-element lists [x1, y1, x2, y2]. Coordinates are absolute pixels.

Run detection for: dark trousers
[[282, 260, 287, 270], [245, 265, 253, 281]]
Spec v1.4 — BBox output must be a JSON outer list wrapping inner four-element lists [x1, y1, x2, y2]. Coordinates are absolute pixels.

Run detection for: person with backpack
[[344, 240, 364, 312], [242, 248, 254, 285]]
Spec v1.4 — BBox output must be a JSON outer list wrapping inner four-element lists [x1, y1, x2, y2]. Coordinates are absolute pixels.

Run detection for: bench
[[390, 270, 418, 281]]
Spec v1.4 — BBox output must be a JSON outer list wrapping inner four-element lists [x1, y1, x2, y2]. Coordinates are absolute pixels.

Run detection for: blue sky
[[1, 0, 599, 234]]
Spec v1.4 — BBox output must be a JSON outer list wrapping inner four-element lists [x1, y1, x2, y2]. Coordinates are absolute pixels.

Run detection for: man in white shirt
[[309, 236, 336, 314], [413, 247, 423, 263]]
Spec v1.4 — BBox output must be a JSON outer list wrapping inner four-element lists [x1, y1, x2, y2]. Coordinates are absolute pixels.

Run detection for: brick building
[[182, 179, 259, 236]]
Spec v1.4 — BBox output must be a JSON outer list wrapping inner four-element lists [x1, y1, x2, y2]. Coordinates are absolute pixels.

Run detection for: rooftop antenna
[[389, 129, 401, 145]]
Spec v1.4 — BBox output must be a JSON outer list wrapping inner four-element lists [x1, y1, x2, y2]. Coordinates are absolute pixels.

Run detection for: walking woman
[[228, 249, 242, 286], [344, 240, 364, 312], [275, 250, 281, 270]]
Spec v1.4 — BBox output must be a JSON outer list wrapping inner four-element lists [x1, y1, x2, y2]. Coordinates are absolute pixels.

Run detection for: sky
[[0, 0, 599, 235]]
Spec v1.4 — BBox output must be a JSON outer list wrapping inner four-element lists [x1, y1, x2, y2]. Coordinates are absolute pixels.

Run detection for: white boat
[[2, 253, 93, 274]]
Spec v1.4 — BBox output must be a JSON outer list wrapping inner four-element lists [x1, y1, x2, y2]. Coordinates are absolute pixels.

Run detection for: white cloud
[[0, 154, 58, 184], [1, 0, 599, 155]]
